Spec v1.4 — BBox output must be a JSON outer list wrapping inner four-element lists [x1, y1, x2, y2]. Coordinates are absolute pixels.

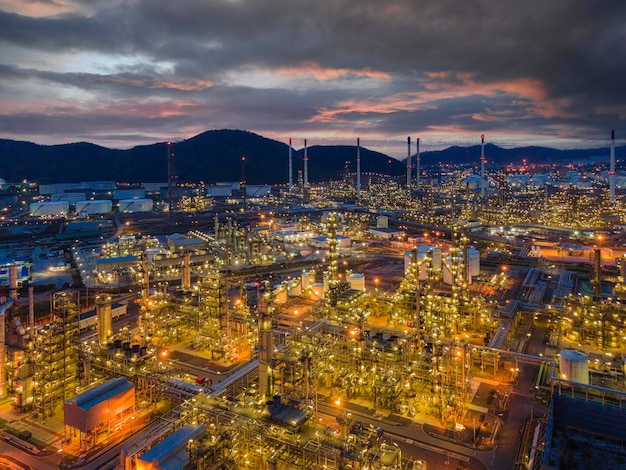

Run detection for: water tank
[[559, 349, 589, 384], [347, 273, 366, 291]]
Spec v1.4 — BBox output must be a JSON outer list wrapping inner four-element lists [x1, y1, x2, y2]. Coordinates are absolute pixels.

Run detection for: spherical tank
[[559, 349, 589, 384]]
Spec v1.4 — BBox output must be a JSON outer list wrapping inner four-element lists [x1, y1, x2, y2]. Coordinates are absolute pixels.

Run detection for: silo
[[347, 273, 366, 291], [559, 349, 589, 384]]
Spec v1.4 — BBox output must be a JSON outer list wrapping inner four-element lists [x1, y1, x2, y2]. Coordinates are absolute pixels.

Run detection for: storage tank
[[113, 188, 146, 200], [273, 285, 288, 304], [467, 249, 480, 277], [347, 273, 366, 291], [206, 185, 233, 197], [51, 192, 86, 204], [245, 185, 271, 197], [442, 256, 462, 285], [418, 246, 442, 270], [287, 279, 302, 297], [309, 283, 324, 300], [30, 201, 69, 217], [559, 349, 589, 384], [76, 200, 112, 215], [118, 198, 153, 213], [404, 252, 428, 280], [301, 270, 315, 290]]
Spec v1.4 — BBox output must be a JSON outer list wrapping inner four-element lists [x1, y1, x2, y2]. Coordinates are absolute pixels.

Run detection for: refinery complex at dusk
[[0, 132, 625, 470]]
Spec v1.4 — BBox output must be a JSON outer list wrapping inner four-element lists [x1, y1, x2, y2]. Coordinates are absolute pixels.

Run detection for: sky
[[0, 0, 624, 159]]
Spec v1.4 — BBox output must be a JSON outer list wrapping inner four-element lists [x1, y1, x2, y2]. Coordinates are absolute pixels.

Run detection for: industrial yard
[[0, 136, 626, 470]]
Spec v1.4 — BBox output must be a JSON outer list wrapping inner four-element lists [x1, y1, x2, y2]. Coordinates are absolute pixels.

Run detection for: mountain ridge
[[0, 130, 621, 185]]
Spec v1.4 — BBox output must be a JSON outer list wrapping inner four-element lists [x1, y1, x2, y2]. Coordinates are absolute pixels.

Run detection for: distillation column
[[258, 293, 274, 400], [406, 136, 411, 188], [416, 137, 421, 191], [96, 295, 113, 344], [356, 138, 361, 199], [181, 252, 191, 291], [327, 213, 341, 307], [303, 139, 309, 187]]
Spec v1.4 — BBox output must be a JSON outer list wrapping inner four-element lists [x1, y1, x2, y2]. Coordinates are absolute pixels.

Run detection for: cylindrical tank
[[404, 252, 428, 280], [559, 349, 589, 384], [274, 286, 288, 304], [95, 295, 112, 344], [29, 201, 69, 217], [287, 279, 301, 297], [301, 270, 314, 290], [118, 198, 153, 213], [418, 246, 442, 270], [467, 249, 480, 277], [310, 283, 324, 300], [376, 216, 388, 228], [347, 273, 366, 291], [75, 200, 112, 215]]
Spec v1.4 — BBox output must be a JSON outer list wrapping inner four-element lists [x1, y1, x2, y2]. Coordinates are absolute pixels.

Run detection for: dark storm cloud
[[0, 0, 624, 150]]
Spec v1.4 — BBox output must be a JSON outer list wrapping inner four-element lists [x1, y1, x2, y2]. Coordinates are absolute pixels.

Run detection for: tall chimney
[[480, 134, 487, 206], [416, 138, 421, 191], [258, 293, 274, 400], [96, 295, 112, 344], [8, 264, 17, 301], [356, 138, 361, 199], [28, 283, 34, 329], [406, 136, 411, 188], [610, 130, 616, 204], [288, 138, 293, 190], [181, 252, 191, 291], [303, 139, 309, 186]]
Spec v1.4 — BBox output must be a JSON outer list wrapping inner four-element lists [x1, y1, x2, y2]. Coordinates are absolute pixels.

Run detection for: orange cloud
[[275, 62, 391, 81]]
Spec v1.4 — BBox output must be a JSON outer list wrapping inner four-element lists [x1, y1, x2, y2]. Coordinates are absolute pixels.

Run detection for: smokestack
[[181, 252, 191, 291], [288, 138, 293, 190], [416, 138, 421, 191], [356, 138, 361, 199], [303, 139, 309, 186], [96, 295, 112, 344], [610, 130, 616, 204], [480, 134, 486, 206], [594, 248, 602, 298], [8, 264, 17, 301], [406, 136, 411, 188], [28, 283, 34, 329]]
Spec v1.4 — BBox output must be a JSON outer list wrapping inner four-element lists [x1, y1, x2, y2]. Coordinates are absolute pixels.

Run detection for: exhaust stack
[[406, 137, 411, 188], [303, 139, 309, 186], [356, 138, 361, 199], [610, 130, 616, 204]]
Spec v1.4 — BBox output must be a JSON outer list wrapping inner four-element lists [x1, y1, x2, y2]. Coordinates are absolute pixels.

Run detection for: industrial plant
[[1, 132, 626, 470]]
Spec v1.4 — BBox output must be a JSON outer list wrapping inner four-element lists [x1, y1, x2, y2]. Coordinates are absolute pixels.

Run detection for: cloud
[[0, 0, 624, 155]]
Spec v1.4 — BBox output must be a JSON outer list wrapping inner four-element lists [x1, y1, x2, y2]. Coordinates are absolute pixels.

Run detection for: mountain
[[0, 130, 621, 185]]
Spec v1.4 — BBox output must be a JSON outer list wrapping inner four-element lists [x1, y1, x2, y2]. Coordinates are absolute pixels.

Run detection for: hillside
[[0, 130, 620, 184]]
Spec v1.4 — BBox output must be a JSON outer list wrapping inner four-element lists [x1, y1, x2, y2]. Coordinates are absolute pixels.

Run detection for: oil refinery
[[1, 134, 626, 470]]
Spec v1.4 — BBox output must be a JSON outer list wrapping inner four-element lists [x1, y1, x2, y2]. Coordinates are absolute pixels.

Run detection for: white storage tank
[[51, 192, 86, 204], [76, 200, 112, 215], [467, 249, 481, 277], [418, 245, 442, 271], [404, 252, 428, 280], [245, 185, 271, 197], [118, 198, 153, 213], [287, 278, 302, 297], [559, 349, 589, 384], [309, 283, 324, 300], [39, 183, 81, 195], [347, 273, 366, 291], [301, 270, 315, 290], [114, 188, 146, 200], [442, 256, 463, 285], [206, 185, 233, 197], [30, 201, 69, 217], [273, 285, 288, 304]]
